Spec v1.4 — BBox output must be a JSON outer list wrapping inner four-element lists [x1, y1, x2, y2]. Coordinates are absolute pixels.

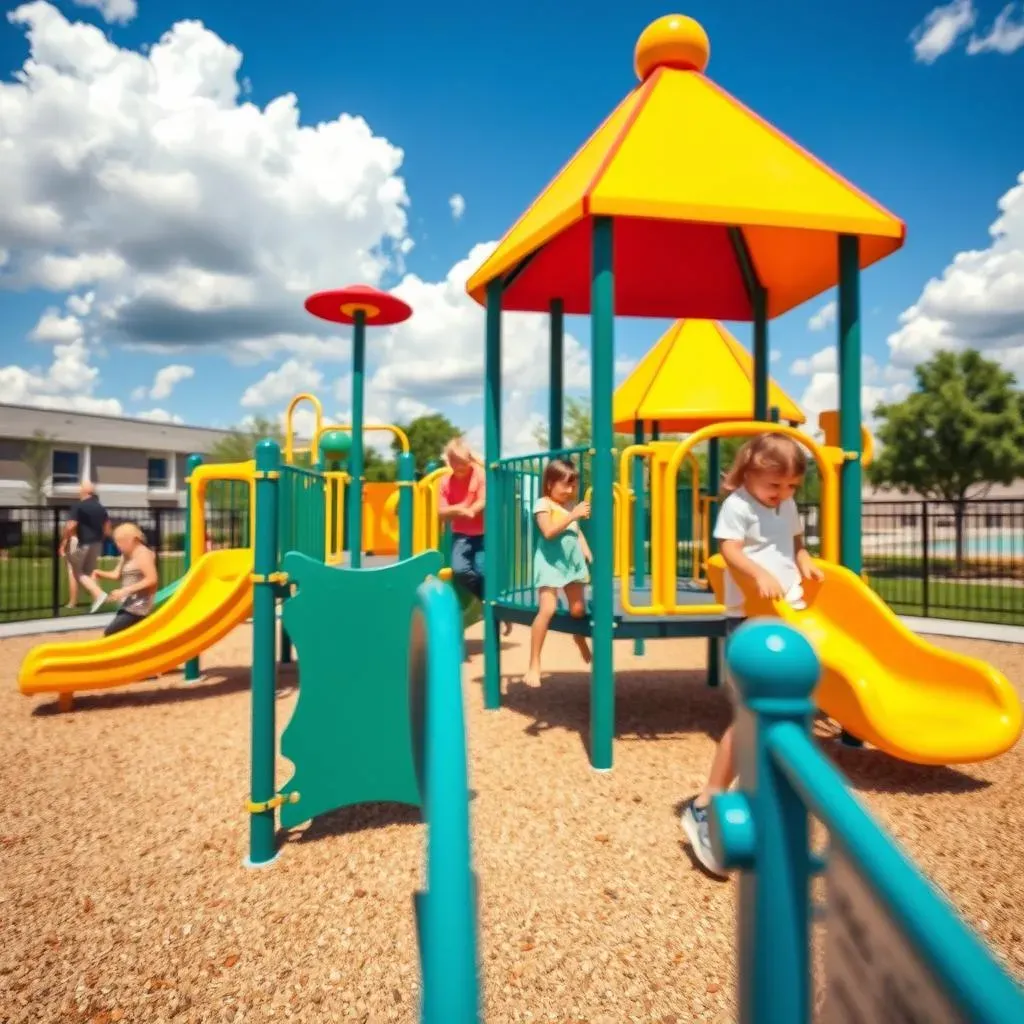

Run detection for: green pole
[[753, 288, 769, 421], [707, 437, 721, 688], [631, 422, 646, 658], [247, 438, 280, 867], [483, 279, 503, 710], [183, 453, 203, 683], [590, 216, 616, 771], [549, 298, 564, 450], [348, 310, 367, 569], [280, 622, 292, 664], [651, 421, 660, 441], [397, 451, 414, 561], [838, 235, 862, 575]]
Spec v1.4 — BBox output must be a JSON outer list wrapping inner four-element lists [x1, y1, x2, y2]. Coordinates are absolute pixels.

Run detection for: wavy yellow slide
[[707, 556, 1023, 765], [18, 547, 253, 702]]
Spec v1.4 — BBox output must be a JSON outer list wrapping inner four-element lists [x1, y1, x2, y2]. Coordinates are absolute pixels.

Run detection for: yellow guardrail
[[323, 470, 349, 564], [312, 422, 412, 462], [188, 460, 257, 556], [284, 392, 324, 465]]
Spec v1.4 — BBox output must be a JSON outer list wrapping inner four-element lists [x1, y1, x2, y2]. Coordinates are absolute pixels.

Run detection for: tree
[[207, 417, 285, 466], [21, 430, 53, 505], [868, 349, 1024, 568], [393, 412, 461, 476]]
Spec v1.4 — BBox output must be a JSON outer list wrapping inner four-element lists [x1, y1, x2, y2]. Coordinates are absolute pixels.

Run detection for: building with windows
[[0, 404, 235, 508]]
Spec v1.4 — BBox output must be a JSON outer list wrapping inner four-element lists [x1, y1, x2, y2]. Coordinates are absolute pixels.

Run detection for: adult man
[[58, 481, 111, 613]]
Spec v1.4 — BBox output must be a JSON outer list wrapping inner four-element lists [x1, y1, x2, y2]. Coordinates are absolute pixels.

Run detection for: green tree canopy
[[21, 430, 53, 505], [868, 349, 1024, 562], [393, 412, 462, 476]]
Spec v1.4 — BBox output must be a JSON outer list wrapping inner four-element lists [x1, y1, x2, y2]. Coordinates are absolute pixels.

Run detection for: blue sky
[[0, 0, 1022, 448]]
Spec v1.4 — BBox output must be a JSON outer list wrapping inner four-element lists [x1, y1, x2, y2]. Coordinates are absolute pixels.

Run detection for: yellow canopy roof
[[466, 15, 904, 320], [613, 319, 806, 432]]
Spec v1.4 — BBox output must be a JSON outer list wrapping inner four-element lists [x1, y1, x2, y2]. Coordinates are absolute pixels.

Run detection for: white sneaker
[[90, 593, 109, 613], [681, 798, 728, 878]]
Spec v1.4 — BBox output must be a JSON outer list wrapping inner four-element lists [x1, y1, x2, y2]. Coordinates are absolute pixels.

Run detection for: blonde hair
[[112, 522, 147, 546], [443, 436, 482, 467], [721, 433, 808, 495]]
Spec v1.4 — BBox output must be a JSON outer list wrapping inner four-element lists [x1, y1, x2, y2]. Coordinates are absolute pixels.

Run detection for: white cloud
[[136, 407, 185, 424], [70, 0, 137, 26], [131, 363, 195, 401], [910, 0, 977, 62], [967, 2, 1024, 54], [29, 310, 85, 344], [240, 358, 323, 408], [887, 171, 1024, 372], [770, 350, 781, 364], [448, 194, 466, 220], [0, 2, 411, 363], [808, 299, 837, 332], [790, 347, 837, 376]]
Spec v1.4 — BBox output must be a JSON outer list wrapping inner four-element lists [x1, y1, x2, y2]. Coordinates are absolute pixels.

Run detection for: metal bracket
[[253, 470, 281, 480], [250, 571, 289, 585], [245, 792, 300, 814], [395, 480, 416, 488]]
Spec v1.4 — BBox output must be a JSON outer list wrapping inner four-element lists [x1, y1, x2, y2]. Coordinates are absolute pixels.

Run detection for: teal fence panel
[[279, 466, 326, 564]]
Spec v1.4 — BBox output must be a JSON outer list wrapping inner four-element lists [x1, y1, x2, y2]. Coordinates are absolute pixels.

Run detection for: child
[[524, 458, 593, 686], [92, 522, 159, 637], [680, 433, 823, 877]]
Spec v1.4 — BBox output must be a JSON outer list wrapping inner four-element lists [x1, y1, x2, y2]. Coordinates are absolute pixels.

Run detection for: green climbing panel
[[454, 581, 483, 630], [278, 549, 444, 829]]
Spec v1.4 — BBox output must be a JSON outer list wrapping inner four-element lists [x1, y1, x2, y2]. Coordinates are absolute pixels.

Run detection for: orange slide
[[18, 547, 253, 701]]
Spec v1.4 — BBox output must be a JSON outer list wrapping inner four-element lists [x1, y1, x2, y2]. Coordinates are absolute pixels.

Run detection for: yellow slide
[[707, 556, 1023, 765], [18, 547, 253, 701]]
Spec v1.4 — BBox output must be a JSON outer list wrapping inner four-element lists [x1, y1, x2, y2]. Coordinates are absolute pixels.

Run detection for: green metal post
[[651, 422, 660, 441], [549, 298, 564, 450], [483, 279, 503, 710], [753, 289, 769, 421], [247, 439, 280, 867], [398, 451, 414, 561], [590, 217, 616, 771], [280, 622, 292, 664], [183, 453, 203, 683], [348, 310, 367, 569], [707, 437, 721, 687], [632, 422, 646, 657]]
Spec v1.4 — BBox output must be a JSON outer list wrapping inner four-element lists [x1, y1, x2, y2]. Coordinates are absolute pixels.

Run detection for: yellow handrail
[[312, 422, 412, 464], [284, 392, 324, 465], [323, 471, 349, 563], [414, 467, 450, 553], [188, 460, 256, 556]]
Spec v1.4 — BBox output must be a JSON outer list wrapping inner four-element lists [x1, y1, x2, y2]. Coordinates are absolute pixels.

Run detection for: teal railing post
[[549, 298, 564, 450], [631, 422, 645, 657], [398, 451, 414, 561], [348, 309, 367, 569], [710, 620, 818, 1023], [411, 577, 480, 1023], [482, 278, 503, 710], [247, 438, 281, 868], [183, 453, 203, 683], [753, 289, 769, 422], [706, 437, 721, 688], [590, 216, 616, 771]]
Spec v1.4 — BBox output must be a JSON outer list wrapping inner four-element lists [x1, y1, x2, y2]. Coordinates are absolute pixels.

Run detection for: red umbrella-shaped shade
[[304, 285, 412, 326]]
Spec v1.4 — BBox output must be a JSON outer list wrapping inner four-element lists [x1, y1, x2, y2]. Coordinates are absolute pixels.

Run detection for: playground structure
[[462, 10, 1023, 770]]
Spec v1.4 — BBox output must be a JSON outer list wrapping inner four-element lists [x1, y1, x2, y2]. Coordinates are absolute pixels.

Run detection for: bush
[[10, 532, 54, 558]]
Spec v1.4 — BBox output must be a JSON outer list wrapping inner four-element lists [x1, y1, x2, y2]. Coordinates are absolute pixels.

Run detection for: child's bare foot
[[523, 668, 542, 687], [573, 635, 592, 664], [502, 620, 513, 636]]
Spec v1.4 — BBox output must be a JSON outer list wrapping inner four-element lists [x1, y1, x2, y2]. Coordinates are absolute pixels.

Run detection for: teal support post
[[280, 622, 292, 664], [348, 309, 367, 569], [590, 217, 616, 771], [706, 437, 721, 687], [753, 288, 769, 421], [632, 422, 646, 657], [247, 439, 281, 868], [398, 451, 415, 561], [711, 621, 816, 1023], [549, 298, 564, 450], [651, 421, 660, 441], [183, 453, 203, 683], [482, 279, 503, 710], [770, 405, 780, 423]]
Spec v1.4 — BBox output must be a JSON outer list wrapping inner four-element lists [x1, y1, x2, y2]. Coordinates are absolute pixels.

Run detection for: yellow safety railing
[[619, 422, 842, 616], [414, 466, 450, 553], [284, 392, 324, 465], [323, 470, 349, 564], [312, 422, 411, 464], [583, 481, 629, 578], [188, 460, 257, 556]]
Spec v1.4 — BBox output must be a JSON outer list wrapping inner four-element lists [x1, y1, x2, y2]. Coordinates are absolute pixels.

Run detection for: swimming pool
[[927, 531, 1022, 558]]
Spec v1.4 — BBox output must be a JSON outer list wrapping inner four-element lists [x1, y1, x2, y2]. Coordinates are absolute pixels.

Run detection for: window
[[51, 450, 81, 486], [147, 456, 169, 490]]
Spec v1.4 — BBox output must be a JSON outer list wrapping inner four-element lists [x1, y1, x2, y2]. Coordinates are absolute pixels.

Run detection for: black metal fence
[[0, 504, 249, 623], [1, 498, 1022, 627]]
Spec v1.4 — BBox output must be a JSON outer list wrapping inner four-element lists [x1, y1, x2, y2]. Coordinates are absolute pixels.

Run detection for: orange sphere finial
[[634, 14, 710, 80]]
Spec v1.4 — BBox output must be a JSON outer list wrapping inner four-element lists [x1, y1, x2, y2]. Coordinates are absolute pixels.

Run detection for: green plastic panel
[[278, 548, 444, 829]]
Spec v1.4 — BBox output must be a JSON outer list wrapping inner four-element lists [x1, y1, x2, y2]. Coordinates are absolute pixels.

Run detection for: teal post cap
[[255, 437, 281, 463], [726, 619, 820, 703], [710, 791, 756, 871], [319, 429, 353, 462]]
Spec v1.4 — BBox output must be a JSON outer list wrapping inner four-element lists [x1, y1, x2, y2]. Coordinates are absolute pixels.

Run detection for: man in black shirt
[[59, 482, 111, 613]]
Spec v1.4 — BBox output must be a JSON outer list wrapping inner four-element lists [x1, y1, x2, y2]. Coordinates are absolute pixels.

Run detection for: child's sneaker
[[680, 797, 728, 878]]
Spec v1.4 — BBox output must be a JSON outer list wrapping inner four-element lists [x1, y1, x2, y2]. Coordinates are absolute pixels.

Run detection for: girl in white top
[[681, 433, 823, 877]]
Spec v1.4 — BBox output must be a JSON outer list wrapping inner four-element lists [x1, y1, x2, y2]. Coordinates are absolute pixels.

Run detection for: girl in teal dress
[[524, 458, 593, 685]]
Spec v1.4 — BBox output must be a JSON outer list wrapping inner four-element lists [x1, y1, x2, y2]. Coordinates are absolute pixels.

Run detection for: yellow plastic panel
[[706, 555, 1022, 765]]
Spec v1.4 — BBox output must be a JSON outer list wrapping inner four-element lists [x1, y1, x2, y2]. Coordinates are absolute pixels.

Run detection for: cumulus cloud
[[967, 2, 1024, 55], [70, 0, 137, 25], [887, 172, 1024, 373], [240, 358, 323, 408], [136, 407, 185, 424], [910, 0, 977, 62], [131, 363, 195, 401], [808, 299, 837, 332], [0, 2, 411, 360], [448, 194, 466, 220]]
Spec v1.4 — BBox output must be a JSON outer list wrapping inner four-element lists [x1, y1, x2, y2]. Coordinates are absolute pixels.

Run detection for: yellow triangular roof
[[466, 15, 904, 320], [613, 320, 805, 432]]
